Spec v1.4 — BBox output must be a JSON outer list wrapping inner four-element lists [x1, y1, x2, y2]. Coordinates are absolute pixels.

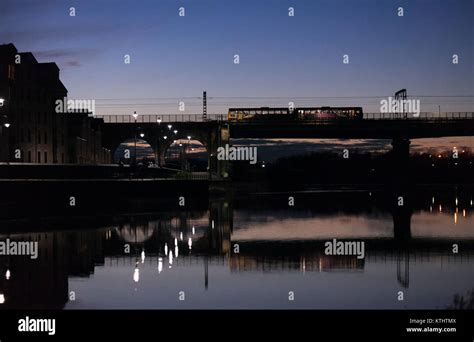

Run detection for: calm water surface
[[0, 188, 473, 309]]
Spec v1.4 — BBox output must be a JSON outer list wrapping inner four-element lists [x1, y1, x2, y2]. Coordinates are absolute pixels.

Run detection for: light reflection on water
[[0, 189, 473, 309]]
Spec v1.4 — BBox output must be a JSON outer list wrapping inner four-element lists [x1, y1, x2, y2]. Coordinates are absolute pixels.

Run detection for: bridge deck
[[97, 112, 474, 123], [98, 113, 474, 139], [229, 119, 474, 139]]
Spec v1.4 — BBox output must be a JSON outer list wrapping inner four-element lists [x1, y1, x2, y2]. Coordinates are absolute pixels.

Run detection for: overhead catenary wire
[[92, 94, 474, 101]]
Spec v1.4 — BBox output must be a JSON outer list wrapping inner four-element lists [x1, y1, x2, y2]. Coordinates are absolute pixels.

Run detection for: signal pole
[[202, 91, 207, 121]]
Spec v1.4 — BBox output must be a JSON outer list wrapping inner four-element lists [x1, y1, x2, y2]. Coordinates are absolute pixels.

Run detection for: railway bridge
[[99, 113, 474, 178]]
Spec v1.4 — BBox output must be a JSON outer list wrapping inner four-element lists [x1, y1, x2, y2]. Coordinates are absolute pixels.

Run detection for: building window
[[44, 112, 47, 124], [37, 131, 41, 144], [28, 151, 31, 163], [28, 129, 31, 143], [20, 128, 24, 143], [61, 153, 64, 163], [44, 151, 48, 163], [44, 132, 47, 144], [37, 151, 41, 163]]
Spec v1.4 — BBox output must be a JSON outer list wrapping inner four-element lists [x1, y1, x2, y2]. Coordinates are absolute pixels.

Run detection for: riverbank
[[0, 178, 211, 219]]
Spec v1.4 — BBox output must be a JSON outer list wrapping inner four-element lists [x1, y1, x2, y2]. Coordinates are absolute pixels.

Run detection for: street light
[[185, 136, 192, 172], [2, 110, 11, 164], [130, 112, 139, 165], [168, 124, 172, 130], [173, 130, 178, 134], [0, 98, 4, 107], [2, 114, 9, 129], [163, 136, 167, 140], [155, 118, 162, 166], [140, 133, 145, 138]]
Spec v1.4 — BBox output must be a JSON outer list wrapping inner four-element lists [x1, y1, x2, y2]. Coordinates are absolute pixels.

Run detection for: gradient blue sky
[[2, 0, 473, 115]]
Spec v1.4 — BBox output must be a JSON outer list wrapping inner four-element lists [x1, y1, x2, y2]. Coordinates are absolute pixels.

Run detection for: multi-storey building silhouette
[[0, 43, 111, 164]]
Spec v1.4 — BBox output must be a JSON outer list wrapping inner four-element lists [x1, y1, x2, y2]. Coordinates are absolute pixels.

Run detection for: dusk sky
[[2, 0, 473, 115]]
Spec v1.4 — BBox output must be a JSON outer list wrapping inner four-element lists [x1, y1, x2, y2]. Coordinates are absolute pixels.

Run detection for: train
[[228, 106, 363, 122]]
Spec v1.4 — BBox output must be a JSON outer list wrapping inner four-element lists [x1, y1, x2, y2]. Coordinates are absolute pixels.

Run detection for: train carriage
[[228, 106, 363, 122], [297, 107, 363, 120], [228, 107, 292, 121]]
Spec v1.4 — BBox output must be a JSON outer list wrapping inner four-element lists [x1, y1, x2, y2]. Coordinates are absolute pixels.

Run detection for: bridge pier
[[390, 189, 413, 242], [217, 126, 230, 178], [392, 206, 412, 241], [391, 137, 411, 161], [205, 125, 230, 179]]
